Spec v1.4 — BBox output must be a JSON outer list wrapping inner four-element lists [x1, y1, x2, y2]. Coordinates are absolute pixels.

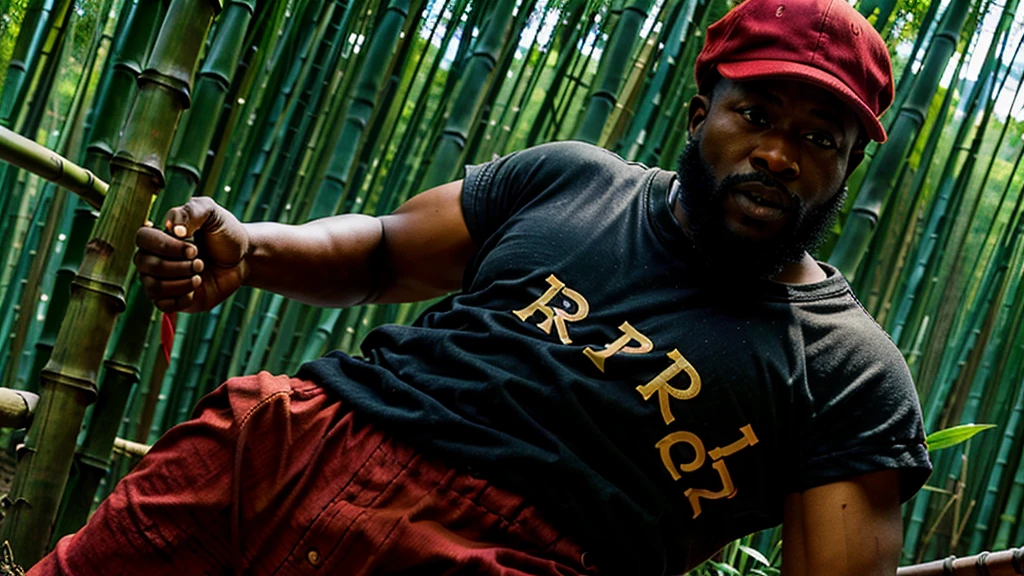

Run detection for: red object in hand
[[160, 312, 176, 364]]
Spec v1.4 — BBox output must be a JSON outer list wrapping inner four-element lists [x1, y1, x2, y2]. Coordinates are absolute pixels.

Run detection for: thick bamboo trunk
[[50, 0, 258, 538], [420, 0, 517, 189], [573, 0, 654, 144], [30, 0, 167, 391], [0, 0, 219, 562], [311, 0, 416, 219], [828, 0, 971, 280], [50, 285, 151, 542]]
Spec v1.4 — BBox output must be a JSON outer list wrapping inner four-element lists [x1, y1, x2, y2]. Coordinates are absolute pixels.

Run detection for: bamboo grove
[[0, 0, 1022, 572]]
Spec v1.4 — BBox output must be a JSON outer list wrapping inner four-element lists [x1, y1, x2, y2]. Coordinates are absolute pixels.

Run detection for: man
[[30, 0, 932, 574]]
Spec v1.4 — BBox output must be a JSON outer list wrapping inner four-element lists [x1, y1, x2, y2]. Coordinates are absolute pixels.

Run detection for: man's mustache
[[717, 172, 798, 207]]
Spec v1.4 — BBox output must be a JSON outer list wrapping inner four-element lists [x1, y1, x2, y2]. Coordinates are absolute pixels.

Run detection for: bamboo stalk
[[0, 0, 219, 561], [419, 0, 517, 189], [573, 0, 654, 144], [51, 284, 152, 541], [897, 547, 1024, 576], [828, 0, 971, 280], [310, 0, 416, 219], [0, 126, 106, 210], [29, 0, 167, 394]]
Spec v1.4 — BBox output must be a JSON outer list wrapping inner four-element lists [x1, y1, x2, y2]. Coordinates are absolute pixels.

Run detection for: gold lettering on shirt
[[635, 349, 701, 424], [671, 424, 759, 519], [655, 431, 706, 481], [685, 460, 735, 519], [512, 274, 590, 344], [708, 424, 759, 460], [583, 322, 654, 372]]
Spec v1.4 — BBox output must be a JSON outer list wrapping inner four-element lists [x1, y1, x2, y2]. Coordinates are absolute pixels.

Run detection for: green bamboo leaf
[[709, 560, 742, 576], [738, 545, 769, 567], [925, 423, 996, 452]]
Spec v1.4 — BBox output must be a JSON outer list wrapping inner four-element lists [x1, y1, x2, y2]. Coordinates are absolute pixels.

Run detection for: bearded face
[[675, 136, 847, 280]]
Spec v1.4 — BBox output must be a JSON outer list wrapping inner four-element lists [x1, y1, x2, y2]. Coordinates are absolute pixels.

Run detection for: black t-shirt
[[299, 141, 932, 575]]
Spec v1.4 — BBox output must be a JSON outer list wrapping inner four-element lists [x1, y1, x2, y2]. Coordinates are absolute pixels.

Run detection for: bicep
[[783, 470, 903, 576], [377, 179, 477, 303]]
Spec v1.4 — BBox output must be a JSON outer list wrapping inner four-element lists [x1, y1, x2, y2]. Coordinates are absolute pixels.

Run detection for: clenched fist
[[134, 197, 250, 312]]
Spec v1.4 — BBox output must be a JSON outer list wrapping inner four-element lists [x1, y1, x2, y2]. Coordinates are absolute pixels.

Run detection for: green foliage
[[925, 424, 997, 452], [0, 0, 32, 95], [1, 0, 1024, 570]]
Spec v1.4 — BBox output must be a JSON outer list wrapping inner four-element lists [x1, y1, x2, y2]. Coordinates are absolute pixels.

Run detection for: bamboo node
[[72, 270, 129, 311], [85, 239, 115, 258], [86, 141, 114, 158], [69, 272, 129, 309], [976, 551, 990, 576], [0, 495, 29, 518], [103, 360, 141, 380], [39, 370, 98, 399], [850, 206, 880, 227], [109, 154, 166, 188], [168, 162, 201, 184], [113, 60, 144, 77], [138, 69, 193, 110], [77, 453, 109, 470]]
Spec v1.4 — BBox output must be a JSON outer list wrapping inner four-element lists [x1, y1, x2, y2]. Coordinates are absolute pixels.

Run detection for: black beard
[[674, 137, 847, 280]]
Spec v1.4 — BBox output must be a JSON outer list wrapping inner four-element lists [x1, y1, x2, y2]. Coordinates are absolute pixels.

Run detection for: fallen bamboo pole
[[0, 126, 107, 210], [0, 389, 37, 429], [898, 548, 1024, 576], [111, 437, 150, 459]]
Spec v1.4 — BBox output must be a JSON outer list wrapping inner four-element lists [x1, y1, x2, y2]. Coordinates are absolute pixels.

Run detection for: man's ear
[[688, 94, 710, 140]]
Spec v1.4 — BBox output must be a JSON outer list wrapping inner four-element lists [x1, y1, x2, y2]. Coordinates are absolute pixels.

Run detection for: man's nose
[[750, 132, 800, 180]]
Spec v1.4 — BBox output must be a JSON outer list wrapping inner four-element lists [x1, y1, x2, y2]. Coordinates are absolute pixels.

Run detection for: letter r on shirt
[[513, 274, 590, 344]]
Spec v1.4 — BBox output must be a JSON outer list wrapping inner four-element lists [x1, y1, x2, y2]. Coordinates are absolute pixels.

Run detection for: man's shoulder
[[507, 140, 646, 173], [795, 279, 912, 383]]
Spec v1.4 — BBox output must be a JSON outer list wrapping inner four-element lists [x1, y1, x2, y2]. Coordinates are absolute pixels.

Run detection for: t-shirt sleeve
[[789, 304, 932, 502], [461, 141, 623, 247]]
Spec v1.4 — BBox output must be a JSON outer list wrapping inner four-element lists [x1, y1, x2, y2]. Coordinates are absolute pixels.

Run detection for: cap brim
[[717, 60, 887, 143]]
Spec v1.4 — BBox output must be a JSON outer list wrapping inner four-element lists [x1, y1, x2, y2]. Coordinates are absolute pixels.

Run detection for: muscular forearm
[[243, 214, 388, 307], [241, 181, 472, 308]]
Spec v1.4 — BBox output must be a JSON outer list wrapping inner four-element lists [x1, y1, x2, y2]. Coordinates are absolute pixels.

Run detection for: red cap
[[695, 0, 894, 142]]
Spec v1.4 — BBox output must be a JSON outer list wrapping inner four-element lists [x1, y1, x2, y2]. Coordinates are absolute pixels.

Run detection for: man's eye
[[806, 132, 837, 149], [740, 108, 769, 126]]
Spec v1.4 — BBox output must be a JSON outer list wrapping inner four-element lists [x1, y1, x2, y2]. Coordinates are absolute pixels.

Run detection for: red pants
[[29, 372, 596, 575]]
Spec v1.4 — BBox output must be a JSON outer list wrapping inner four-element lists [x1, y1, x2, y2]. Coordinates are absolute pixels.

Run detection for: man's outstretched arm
[[782, 469, 903, 576], [134, 180, 474, 311]]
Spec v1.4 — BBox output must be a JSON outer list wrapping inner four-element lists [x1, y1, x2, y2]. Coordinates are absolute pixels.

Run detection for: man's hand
[[134, 181, 474, 311], [783, 470, 903, 576], [134, 197, 250, 313]]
